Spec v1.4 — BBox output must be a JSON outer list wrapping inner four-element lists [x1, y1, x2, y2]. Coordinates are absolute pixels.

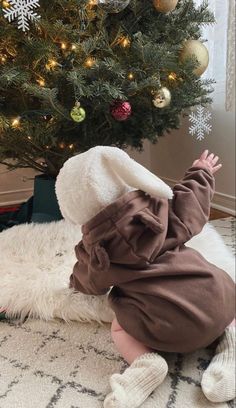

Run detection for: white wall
[[127, 140, 152, 171], [150, 110, 235, 214], [0, 166, 36, 206]]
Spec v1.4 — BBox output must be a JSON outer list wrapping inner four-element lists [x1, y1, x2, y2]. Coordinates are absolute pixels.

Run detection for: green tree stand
[[0, 175, 63, 232], [31, 175, 63, 223]]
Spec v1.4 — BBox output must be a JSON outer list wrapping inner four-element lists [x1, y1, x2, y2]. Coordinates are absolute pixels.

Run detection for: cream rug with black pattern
[[0, 217, 235, 408]]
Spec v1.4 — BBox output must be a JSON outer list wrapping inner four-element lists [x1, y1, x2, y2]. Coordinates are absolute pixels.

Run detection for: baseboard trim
[[1, 182, 235, 216], [161, 176, 236, 216], [0, 188, 33, 207], [210, 197, 236, 216]]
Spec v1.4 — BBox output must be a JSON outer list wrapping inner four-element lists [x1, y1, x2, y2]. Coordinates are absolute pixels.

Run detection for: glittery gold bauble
[[153, 0, 179, 13], [153, 87, 171, 108], [180, 39, 209, 76], [70, 102, 86, 123]]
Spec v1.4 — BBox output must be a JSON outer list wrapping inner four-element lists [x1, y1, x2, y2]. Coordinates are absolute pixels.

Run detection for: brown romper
[[70, 166, 235, 353]]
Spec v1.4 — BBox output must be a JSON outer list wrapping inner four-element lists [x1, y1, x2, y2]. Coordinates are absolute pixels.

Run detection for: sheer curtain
[[195, 0, 235, 112], [226, 0, 235, 112]]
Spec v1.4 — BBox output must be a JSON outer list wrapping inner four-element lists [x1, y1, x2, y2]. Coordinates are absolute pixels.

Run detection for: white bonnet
[[55, 146, 173, 225]]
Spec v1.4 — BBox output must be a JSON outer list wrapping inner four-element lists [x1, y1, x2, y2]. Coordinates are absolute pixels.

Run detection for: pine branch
[[0, 67, 30, 87], [22, 84, 71, 120]]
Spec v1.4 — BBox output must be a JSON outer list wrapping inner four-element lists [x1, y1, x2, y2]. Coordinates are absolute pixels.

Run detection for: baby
[[56, 148, 235, 408]]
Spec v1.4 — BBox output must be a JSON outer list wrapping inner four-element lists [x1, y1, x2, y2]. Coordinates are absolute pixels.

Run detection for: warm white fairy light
[[168, 72, 177, 81], [36, 78, 45, 87], [85, 57, 96, 68], [0, 55, 7, 63], [46, 59, 58, 70], [61, 42, 67, 50], [121, 37, 131, 48], [88, 0, 97, 6], [2, 0, 10, 7], [11, 117, 21, 128]]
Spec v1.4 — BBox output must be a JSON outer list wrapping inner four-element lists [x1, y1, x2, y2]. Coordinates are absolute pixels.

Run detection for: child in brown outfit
[[56, 148, 235, 408]]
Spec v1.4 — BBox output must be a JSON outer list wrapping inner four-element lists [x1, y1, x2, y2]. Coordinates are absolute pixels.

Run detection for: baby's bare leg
[[104, 318, 168, 408], [111, 317, 151, 364]]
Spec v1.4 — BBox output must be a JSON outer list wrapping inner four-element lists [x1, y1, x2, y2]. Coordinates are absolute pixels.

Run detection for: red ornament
[[110, 100, 132, 121]]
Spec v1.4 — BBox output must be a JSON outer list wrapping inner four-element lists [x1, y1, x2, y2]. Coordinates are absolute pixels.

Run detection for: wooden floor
[[210, 208, 232, 220]]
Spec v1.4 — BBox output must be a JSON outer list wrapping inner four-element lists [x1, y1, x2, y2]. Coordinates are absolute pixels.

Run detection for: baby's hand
[[192, 150, 222, 175]]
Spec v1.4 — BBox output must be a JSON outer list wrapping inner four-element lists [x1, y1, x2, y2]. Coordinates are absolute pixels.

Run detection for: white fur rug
[[0, 218, 235, 408]]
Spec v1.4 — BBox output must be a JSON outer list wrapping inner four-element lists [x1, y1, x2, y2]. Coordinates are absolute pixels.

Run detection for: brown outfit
[[70, 167, 235, 353]]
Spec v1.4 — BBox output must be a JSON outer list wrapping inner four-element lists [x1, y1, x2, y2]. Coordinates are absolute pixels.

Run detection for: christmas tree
[[0, 0, 215, 177]]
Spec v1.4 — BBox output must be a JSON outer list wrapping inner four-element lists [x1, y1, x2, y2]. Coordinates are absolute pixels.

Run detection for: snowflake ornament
[[3, 0, 41, 32], [189, 106, 212, 141]]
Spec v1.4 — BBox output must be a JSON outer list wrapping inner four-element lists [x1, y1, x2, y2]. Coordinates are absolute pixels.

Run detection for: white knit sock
[[103, 353, 168, 408], [201, 327, 235, 403]]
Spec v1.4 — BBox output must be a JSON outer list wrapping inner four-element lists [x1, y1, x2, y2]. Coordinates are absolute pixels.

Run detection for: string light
[[27, 136, 32, 140], [168, 72, 177, 81], [88, 0, 98, 6], [36, 78, 45, 87], [69, 144, 74, 150], [46, 59, 58, 70], [59, 142, 65, 149], [71, 44, 77, 51], [2, 0, 10, 7], [128, 72, 134, 80], [120, 37, 131, 48], [0, 55, 7, 63], [85, 57, 96, 68], [11, 117, 21, 128], [61, 42, 67, 50]]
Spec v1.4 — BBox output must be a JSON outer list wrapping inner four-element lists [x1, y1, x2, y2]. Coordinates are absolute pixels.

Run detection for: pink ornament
[[110, 100, 132, 121]]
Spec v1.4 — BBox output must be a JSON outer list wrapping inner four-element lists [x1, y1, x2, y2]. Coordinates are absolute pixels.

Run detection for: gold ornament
[[70, 102, 86, 123], [180, 39, 209, 76], [153, 0, 179, 13], [153, 87, 171, 108]]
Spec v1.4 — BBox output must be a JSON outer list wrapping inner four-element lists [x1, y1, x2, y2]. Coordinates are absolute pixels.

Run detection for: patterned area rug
[[0, 218, 235, 408]]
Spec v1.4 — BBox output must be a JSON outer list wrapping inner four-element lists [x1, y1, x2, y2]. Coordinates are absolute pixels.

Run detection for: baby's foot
[[201, 327, 235, 402], [104, 353, 168, 408]]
